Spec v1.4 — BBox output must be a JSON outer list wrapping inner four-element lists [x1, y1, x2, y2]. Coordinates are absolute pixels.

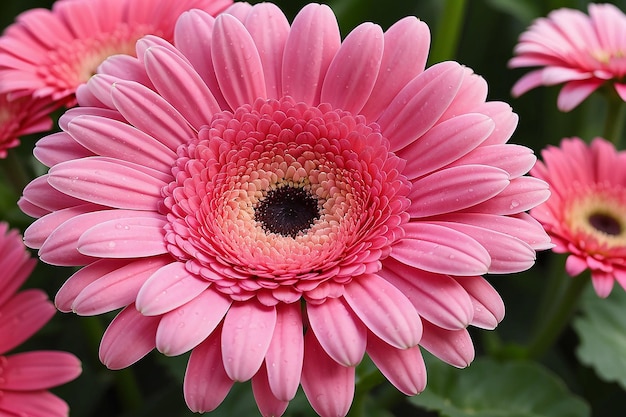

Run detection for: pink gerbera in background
[[0, 0, 232, 108], [0, 222, 82, 417], [530, 137, 626, 298], [20, 3, 551, 417], [0, 93, 57, 157], [509, 3, 626, 111]]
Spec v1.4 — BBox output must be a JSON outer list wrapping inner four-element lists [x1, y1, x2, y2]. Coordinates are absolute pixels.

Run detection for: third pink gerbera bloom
[[21, 3, 551, 416], [531, 137, 626, 298], [509, 3, 626, 111], [0, 0, 232, 107]]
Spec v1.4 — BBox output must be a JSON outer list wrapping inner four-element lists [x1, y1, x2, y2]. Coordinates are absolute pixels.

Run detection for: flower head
[[21, 3, 550, 416], [0, 222, 82, 417], [509, 3, 626, 111], [531, 137, 626, 297], [0, 0, 232, 107]]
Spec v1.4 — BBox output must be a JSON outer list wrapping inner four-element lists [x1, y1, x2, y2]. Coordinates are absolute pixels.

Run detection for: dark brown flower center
[[588, 212, 622, 236], [255, 186, 320, 238]]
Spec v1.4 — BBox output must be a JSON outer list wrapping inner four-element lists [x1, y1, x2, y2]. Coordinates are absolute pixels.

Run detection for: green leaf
[[574, 286, 626, 390], [409, 355, 590, 417]]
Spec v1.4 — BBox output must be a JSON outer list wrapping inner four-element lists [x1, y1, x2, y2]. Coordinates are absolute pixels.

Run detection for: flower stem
[[524, 266, 589, 359], [428, 0, 468, 64], [602, 91, 626, 147], [0, 149, 32, 197]]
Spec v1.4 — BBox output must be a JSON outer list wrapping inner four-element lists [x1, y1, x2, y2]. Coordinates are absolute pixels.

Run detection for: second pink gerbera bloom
[[531, 137, 626, 298], [509, 3, 626, 111], [21, 3, 551, 416]]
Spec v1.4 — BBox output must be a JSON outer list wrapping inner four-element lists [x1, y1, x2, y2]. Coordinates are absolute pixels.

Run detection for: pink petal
[[407, 165, 510, 218], [251, 365, 289, 417], [0, 391, 69, 417], [33, 131, 93, 167], [307, 296, 366, 367], [211, 14, 266, 108], [454, 276, 505, 330], [591, 271, 614, 298], [281, 3, 341, 105], [24, 204, 99, 250], [378, 61, 464, 152], [511, 69, 544, 97], [392, 222, 491, 276], [0, 290, 55, 355], [144, 45, 220, 129], [469, 176, 550, 215], [343, 274, 421, 349], [184, 325, 234, 413], [447, 144, 536, 179], [320, 22, 384, 114], [265, 302, 304, 401], [48, 158, 165, 210], [21, 174, 92, 214], [135, 261, 211, 316], [77, 215, 168, 258], [380, 257, 473, 330], [420, 320, 474, 368], [361, 16, 430, 121], [156, 289, 231, 356], [557, 79, 604, 112], [366, 332, 426, 395], [99, 306, 160, 370], [72, 257, 171, 316], [475, 102, 519, 146], [0, 351, 81, 390], [565, 254, 589, 277], [301, 330, 355, 417], [221, 301, 276, 381]]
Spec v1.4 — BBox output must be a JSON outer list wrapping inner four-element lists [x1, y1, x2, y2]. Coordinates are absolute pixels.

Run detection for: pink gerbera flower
[[531, 137, 626, 298], [0, 222, 82, 417], [0, 0, 232, 107], [20, 3, 551, 416], [509, 3, 626, 111], [0, 93, 57, 158]]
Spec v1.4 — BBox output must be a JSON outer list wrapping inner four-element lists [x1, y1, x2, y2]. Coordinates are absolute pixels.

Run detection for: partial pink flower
[[21, 3, 550, 417], [509, 3, 626, 111], [0, 93, 58, 158], [0, 0, 232, 107], [0, 222, 82, 417], [530, 137, 626, 298]]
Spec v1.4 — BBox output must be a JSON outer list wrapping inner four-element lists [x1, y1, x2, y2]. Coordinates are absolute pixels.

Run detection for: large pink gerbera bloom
[[0, 222, 82, 417], [20, 3, 551, 416], [509, 3, 626, 111], [0, 0, 232, 107], [0, 93, 57, 158], [531, 137, 626, 298]]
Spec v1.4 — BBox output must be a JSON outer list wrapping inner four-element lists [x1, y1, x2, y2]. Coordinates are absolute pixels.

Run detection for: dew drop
[[509, 199, 520, 209]]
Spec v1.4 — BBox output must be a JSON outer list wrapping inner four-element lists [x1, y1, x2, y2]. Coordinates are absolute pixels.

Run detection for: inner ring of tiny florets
[[161, 97, 410, 298]]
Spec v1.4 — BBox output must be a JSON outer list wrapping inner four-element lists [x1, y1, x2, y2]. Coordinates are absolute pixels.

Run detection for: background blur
[[2, 0, 626, 416]]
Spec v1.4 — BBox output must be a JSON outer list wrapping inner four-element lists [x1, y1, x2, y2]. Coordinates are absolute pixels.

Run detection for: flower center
[[588, 212, 622, 236], [255, 185, 320, 238]]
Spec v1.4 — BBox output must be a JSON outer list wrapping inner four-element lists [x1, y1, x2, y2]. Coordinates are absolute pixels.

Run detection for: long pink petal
[[99, 306, 160, 370], [0, 290, 55, 355], [156, 289, 231, 356], [265, 302, 304, 401], [0, 351, 81, 390], [453, 276, 505, 330], [447, 144, 536, 179], [469, 176, 550, 215], [307, 296, 366, 367], [0, 390, 69, 417], [301, 330, 355, 417], [184, 326, 234, 413], [392, 222, 491, 276], [420, 320, 474, 368], [251, 365, 289, 417], [33, 131, 93, 167], [320, 22, 383, 114], [221, 301, 276, 381], [24, 204, 100, 250], [21, 174, 92, 214], [366, 332, 426, 395], [135, 261, 210, 316], [343, 274, 421, 349], [281, 3, 341, 105]]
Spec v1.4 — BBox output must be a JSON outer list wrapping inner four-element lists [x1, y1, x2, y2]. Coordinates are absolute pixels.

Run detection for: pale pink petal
[[301, 330, 354, 417], [265, 302, 304, 402], [0, 351, 81, 390], [281, 3, 341, 105], [565, 254, 589, 277], [307, 296, 366, 367], [251, 365, 289, 417], [343, 274, 421, 349], [33, 132, 94, 167], [474, 102, 519, 146], [99, 306, 160, 370], [221, 301, 276, 381], [420, 320, 474, 368], [24, 204, 100, 250], [542, 66, 592, 85], [591, 271, 614, 298], [454, 276, 505, 330], [184, 326, 234, 413], [469, 177, 550, 215], [156, 289, 231, 356], [557, 79, 604, 112], [135, 261, 211, 316], [447, 144, 536, 179], [320, 22, 383, 114], [21, 174, 93, 214], [392, 223, 491, 276], [366, 332, 427, 395], [511, 69, 544, 97], [0, 290, 55, 355]]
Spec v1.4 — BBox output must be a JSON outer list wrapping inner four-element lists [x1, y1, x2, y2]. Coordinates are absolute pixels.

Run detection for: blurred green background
[[2, 1, 626, 416]]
